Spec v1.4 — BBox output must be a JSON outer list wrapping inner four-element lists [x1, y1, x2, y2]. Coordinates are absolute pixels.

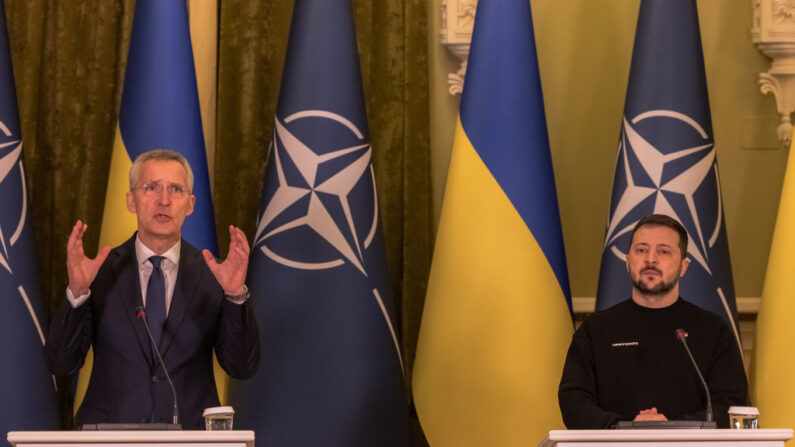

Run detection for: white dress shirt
[[134, 237, 180, 314], [66, 236, 180, 314]]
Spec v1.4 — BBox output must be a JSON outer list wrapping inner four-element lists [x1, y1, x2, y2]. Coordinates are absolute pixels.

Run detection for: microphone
[[675, 329, 713, 423], [137, 306, 179, 426]]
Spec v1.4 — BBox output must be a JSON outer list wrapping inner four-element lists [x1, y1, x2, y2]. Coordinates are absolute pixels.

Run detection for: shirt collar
[[135, 235, 181, 268]]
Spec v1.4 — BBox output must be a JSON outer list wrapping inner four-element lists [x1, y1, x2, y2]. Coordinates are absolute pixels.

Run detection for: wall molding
[[753, 0, 795, 144], [571, 296, 761, 315]]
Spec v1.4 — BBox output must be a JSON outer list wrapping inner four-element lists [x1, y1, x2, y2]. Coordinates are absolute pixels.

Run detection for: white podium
[[539, 429, 793, 447], [7, 430, 255, 447]]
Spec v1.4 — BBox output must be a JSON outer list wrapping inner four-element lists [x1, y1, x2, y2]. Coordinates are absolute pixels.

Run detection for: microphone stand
[[675, 329, 714, 425], [137, 307, 180, 427], [81, 309, 182, 430]]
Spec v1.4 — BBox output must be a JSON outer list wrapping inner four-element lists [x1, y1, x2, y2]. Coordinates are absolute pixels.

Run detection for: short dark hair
[[629, 214, 688, 258]]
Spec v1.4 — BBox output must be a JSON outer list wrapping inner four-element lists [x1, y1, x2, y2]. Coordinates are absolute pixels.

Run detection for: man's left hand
[[203, 225, 250, 295]]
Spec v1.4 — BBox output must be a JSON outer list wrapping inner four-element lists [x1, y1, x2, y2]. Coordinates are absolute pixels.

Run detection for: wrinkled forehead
[[138, 159, 189, 185], [630, 224, 682, 247]]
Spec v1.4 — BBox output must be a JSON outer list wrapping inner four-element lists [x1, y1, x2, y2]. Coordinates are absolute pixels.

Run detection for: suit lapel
[[114, 235, 154, 366], [159, 239, 203, 358]]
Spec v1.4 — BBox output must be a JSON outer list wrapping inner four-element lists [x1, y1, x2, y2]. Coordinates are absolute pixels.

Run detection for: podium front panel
[[7, 430, 255, 447], [539, 428, 793, 447]]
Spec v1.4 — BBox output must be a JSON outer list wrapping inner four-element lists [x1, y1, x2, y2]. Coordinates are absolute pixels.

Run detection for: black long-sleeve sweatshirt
[[558, 298, 748, 429]]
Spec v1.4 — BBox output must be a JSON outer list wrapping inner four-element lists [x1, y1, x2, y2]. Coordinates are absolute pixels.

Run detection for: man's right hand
[[66, 220, 111, 297], [634, 407, 668, 421]]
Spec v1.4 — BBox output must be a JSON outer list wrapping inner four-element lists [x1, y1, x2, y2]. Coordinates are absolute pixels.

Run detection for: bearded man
[[558, 214, 747, 429]]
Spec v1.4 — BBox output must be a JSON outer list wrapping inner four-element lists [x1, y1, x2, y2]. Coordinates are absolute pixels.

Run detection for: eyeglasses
[[133, 182, 190, 198]]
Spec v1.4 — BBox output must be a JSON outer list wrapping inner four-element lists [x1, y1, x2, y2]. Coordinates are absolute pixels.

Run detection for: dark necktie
[[146, 255, 166, 347]]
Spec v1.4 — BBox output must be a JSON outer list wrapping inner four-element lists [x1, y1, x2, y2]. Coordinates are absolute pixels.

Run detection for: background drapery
[[4, 0, 789, 444], [4, 0, 430, 430]]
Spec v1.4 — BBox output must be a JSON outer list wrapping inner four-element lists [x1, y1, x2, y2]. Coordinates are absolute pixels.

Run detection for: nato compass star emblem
[[604, 110, 721, 274], [603, 109, 739, 346], [253, 110, 378, 275], [0, 120, 25, 275], [253, 109, 403, 370], [0, 120, 50, 370]]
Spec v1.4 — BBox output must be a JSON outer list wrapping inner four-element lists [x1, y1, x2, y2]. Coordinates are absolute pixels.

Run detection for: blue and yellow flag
[[752, 128, 795, 435], [76, 0, 218, 410], [594, 0, 740, 349], [412, 0, 573, 444], [100, 0, 216, 251], [227, 0, 410, 444], [0, 0, 59, 432]]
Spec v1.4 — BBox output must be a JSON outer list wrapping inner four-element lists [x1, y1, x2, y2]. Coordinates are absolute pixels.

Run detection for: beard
[[631, 267, 680, 296]]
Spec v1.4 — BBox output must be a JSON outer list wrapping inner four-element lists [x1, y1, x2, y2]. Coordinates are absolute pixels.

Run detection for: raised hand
[[203, 225, 250, 296], [66, 220, 111, 297]]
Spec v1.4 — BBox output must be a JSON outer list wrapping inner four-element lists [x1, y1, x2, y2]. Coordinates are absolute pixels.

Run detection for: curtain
[[6, 0, 430, 431]]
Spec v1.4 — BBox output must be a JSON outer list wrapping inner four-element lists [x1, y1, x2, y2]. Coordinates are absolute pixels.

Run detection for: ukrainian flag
[[751, 130, 795, 435], [100, 0, 216, 251], [412, 0, 573, 445], [76, 0, 217, 410]]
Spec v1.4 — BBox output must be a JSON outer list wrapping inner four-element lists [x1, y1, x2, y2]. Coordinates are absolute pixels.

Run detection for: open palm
[[66, 220, 110, 296], [203, 225, 250, 296]]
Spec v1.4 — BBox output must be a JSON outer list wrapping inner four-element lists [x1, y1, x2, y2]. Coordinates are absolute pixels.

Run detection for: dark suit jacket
[[44, 235, 260, 429]]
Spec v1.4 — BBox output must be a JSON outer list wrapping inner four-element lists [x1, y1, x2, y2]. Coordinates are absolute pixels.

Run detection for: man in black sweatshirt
[[558, 214, 747, 429]]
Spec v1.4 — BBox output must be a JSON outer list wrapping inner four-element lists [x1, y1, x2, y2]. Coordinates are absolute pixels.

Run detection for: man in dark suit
[[45, 149, 260, 429]]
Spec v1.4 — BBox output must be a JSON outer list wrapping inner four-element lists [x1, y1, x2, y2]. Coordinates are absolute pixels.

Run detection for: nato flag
[[228, 1, 410, 445], [0, 0, 59, 432], [595, 0, 740, 347]]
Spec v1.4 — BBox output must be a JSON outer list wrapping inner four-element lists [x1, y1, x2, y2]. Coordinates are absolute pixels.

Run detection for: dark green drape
[[6, 0, 430, 433]]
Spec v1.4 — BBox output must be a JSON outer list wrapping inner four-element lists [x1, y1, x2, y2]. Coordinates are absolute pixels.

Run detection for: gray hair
[[128, 149, 194, 192]]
